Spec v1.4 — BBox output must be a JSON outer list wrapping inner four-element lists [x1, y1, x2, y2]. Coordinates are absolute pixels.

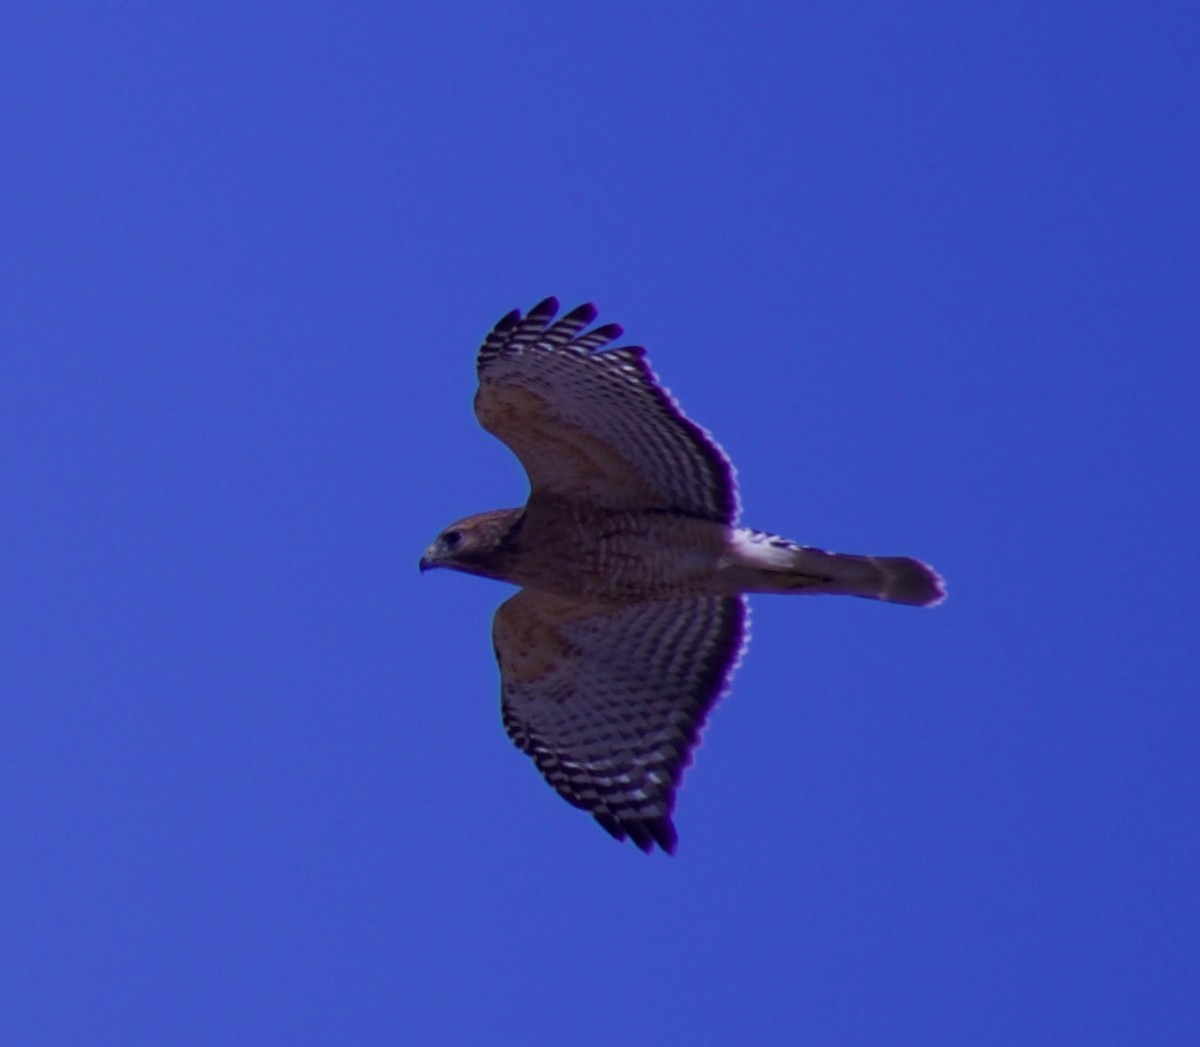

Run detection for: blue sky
[[3, 3, 1197, 1043]]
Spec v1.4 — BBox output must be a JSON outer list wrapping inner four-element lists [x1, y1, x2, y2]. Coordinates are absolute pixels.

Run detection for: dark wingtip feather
[[594, 811, 626, 843], [589, 322, 624, 343], [528, 296, 559, 322], [562, 302, 598, 326], [494, 308, 521, 332], [624, 822, 655, 853], [649, 817, 678, 855], [594, 812, 677, 855]]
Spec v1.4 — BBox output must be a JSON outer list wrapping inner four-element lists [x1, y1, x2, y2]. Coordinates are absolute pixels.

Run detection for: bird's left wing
[[474, 298, 739, 523], [493, 589, 748, 853]]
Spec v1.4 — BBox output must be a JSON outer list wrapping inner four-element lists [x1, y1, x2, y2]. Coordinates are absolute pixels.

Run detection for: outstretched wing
[[492, 589, 748, 854], [475, 297, 738, 523]]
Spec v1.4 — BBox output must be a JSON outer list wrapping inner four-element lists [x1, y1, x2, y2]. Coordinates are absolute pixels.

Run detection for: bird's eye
[[442, 530, 463, 550]]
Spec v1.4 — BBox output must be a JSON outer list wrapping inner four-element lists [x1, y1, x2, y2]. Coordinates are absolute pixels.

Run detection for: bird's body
[[421, 298, 944, 853], [434, 504, 936, 604]]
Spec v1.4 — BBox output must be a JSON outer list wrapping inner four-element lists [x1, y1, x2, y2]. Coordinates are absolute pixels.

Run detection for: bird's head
[[419, 508, 525, 581]]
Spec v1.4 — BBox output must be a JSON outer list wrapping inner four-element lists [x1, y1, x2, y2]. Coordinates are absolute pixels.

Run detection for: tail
[[732, 531, 945, 607]]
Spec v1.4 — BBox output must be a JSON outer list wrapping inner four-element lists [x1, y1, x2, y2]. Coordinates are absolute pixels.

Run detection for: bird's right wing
[[493, 589, 748, 854]]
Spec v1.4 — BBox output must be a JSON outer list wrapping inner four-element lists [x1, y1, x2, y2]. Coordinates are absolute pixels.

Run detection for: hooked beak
[[419, 548, 439, 573]]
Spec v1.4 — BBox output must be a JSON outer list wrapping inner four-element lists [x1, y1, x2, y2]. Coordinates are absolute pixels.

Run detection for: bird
[[420, 298, 944, 854]]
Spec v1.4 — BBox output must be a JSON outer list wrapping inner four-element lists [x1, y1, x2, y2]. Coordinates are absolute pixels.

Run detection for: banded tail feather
[[730, 529, 945, 607]]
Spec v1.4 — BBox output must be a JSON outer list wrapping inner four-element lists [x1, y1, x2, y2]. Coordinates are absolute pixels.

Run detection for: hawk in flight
[[421, 298, 944, 854]]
